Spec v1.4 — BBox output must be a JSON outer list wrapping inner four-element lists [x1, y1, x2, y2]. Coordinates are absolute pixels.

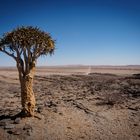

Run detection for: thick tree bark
[[20, 75, 35, 116], [18, 65, 36, 117]]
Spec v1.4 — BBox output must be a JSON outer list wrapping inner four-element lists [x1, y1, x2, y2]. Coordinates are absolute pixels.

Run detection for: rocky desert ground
[[0, 66, 140, 140]]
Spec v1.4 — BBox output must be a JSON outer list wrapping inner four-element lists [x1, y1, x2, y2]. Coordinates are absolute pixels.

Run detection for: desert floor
[[0, 66, 140, 140]]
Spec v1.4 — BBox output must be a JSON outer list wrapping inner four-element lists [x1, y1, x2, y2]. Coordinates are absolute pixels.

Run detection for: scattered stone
[[0, 72, 140, 139], [72, 101, 93, 114], [14, 118, 21, 124], [45, 101, 57, 108], [128, 107, 138, 111], [37, 106, 43, 113], [34, 114, 42, 120], [67, 126, 71, 129], [23, 124, 33, 136], [26, 129, 31, 136], [134, 123, 138, 126], [0, 121, 6, 127], [52, 108, 57, 113], [7, 128, 22, 135], [59, 112, 63, 115], [4, 124, 15, 129], [23, 124, 32, 131], [7, 130, 13, 134]]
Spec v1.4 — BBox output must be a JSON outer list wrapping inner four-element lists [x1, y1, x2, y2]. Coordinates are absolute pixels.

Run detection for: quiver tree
[[0, 26, 55, 117]]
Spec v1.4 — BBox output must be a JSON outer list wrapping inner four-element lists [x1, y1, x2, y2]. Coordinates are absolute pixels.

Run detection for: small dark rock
[[128, 107, 138, 111], [7, 130, 13, 134], [23, 124, 32, 131], [52, 108, 57, 113], [45, 101, 57, 108], [0, 121, 6, 127], [7, 128, 22, 135], [134, 123, 138, 126], [67, 126, 71, 129], [37, 107, 43, 113], [59, 112, 63, 115], [26, 129, 31, 136]]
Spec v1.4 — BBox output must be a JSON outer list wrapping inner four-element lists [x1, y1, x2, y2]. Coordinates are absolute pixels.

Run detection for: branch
[[27, 47, 32, 71], [15, 47, 25, 76], [1, 49, 16, 60], [23, 47, 29, 73], [33, 44, 40, 60]]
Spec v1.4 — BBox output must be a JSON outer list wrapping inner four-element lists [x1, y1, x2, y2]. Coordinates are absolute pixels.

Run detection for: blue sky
[[0, 0, 140, 66]]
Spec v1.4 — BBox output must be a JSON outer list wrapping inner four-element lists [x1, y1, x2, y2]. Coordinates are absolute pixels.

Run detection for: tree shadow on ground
[[0, 111, 27, 121]]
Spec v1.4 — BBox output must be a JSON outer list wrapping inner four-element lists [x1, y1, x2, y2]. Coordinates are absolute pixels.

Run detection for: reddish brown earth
[[0, 66, 140, 140]]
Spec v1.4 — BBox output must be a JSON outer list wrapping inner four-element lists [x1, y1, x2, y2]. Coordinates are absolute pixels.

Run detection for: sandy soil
[[0, 66, 140, 140]]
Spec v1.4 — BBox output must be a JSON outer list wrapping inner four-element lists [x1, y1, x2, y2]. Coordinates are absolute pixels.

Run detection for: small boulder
[[14, 118, 21, 124], [4, 124, 15, 129]]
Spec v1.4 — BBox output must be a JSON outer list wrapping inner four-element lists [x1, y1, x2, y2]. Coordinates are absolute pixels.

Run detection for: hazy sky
[[0, 0, 140, 66]]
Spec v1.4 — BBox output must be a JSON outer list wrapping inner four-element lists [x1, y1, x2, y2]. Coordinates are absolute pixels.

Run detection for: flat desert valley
[[0, 66, 140, 140]]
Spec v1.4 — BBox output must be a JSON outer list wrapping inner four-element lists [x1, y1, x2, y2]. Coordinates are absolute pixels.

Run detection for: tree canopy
[[0, 26, 55, 75]]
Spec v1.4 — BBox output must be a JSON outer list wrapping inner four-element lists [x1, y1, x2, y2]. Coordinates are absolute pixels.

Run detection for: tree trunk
[[20, 69, 36, 117], [20, 75, 35, 116]]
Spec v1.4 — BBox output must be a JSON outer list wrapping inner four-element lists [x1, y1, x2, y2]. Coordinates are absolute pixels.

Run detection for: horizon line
[[0, 64, 140, 68]]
